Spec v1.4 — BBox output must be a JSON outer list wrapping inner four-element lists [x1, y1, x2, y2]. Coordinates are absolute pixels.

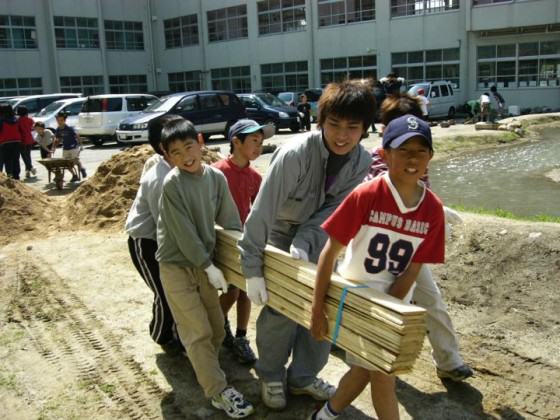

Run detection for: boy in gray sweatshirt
[[156, 119, 254, 418], [238, 80, 377, 410]]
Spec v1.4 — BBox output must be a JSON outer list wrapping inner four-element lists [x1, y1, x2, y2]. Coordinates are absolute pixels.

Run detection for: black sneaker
[[232, 336, 257, 365], [437, 364, 474, 382], [80, 168, 87, 178], [223, 320, 235, 348]]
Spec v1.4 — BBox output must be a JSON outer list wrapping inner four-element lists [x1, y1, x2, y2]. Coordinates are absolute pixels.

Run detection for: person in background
[[16, 106, 36, 178], [416, 88, 430, 120], [479, 92, 491, 123], [298, 94, 312, 131], [488, 86, 505, 121], [0, 104, 23, 180], [53, 112, 87, 182], [34, 122, 55, 158]]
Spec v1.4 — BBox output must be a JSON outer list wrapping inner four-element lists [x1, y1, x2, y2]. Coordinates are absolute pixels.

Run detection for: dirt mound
[[0, 174, 58, 244], [64, 144, 223, 231]]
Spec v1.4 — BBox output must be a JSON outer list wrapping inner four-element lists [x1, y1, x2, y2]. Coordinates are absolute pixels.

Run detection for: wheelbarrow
[[38, 158, 81, 190]]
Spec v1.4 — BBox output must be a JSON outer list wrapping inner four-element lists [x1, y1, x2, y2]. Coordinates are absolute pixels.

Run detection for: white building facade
[[1, 0, 559, 109]]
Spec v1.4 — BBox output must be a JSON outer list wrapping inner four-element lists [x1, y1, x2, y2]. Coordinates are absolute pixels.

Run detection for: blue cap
[[382, 115, 432, 150], [228, 119, 275, 142]]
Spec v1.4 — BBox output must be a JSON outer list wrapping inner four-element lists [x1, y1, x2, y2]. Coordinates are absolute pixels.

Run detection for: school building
[[1, 0, 559, 109]]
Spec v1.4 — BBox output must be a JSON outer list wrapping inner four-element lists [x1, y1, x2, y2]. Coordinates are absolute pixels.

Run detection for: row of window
[[0, 74, 148, 97], [391, 48, 461, 87]]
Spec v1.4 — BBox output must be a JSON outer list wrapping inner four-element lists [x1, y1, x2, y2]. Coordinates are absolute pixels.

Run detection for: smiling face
[[234, 132, 264, 163], [382, 136, 433, 185], [165, 137, 203, 175], [322, 115, 365, 156]]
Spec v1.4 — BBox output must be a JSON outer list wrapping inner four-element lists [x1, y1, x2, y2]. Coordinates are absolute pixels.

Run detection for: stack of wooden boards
[[214, 228, 427, 375]]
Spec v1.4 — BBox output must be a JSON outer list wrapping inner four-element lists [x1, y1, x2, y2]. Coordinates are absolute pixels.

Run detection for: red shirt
[[18, 116, 35, 145], [0, 120, 22, 144], [213, 157, 262, 224], [322, 174, 445, 284]]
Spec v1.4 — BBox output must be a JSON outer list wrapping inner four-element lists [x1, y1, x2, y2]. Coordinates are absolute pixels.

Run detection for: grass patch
[[520, 115, 560, 129], [450, 205, 560, 223], [0, 372, 18, 391], [435, 132, 518, 155], [98, 383, 116, 398]]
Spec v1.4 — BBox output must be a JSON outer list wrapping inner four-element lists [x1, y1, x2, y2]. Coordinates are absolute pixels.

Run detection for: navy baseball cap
[[228, 119, 275, 142], [382, 115, 433, 150]]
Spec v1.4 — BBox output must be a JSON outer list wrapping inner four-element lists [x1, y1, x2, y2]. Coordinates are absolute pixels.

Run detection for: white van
[[408, 81, 458, 119], [77, 94, 157, 146], [33, 97, 87, 131]]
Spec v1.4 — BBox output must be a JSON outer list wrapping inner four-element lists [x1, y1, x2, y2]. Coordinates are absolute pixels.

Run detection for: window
[[258, 0, 307, 35], [320, 55, 377, 86], [176, 95, 197, 111], [261, 61, 308, 92], [54, 16, 99, 48], [241, 96, 259, 108], [199, 94, 221, 110], [477, 41, 560, 89], [0, 15, 36, 48], [207, 5, 247, 42], [105, 20, 144, 50], [168, 71, 201, 92], [430, 85, 440, 98], [64, 101, 83, 116], [318, 0, 375, 27], [211, 66, 251, 93], [109, 75, 147, 93], [473, 0, 512, 5], [164, 14, 198, 48], [391, 0, 459, 18], [82, 98, 122, 112], [125, 96, 153, 111], [60, 75, 103, 95], [0, 77, 41, 96], [391, 48, 460, 87]]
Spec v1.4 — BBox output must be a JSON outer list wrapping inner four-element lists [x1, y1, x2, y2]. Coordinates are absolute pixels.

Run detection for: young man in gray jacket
[[238, 80, 376, 410]]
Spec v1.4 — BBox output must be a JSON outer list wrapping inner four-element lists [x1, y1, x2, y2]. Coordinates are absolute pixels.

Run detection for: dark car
[[116, 90, 246, 144], [238, 93, 300, 133]]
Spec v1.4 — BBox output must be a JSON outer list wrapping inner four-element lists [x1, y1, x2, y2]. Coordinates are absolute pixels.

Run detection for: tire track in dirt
[[9, 257, 186, 420]]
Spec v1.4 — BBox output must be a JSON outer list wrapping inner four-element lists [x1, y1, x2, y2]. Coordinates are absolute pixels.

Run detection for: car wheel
[[290, 123, 300, 133], [91, 138, 104, 147], [447, 107, 456, 119]]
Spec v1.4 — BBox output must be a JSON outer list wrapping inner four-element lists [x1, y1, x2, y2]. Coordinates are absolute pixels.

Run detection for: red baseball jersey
[[322, 173, 445, 289]]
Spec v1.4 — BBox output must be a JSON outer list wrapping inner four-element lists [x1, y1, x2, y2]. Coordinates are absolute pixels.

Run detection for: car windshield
[[408, 84, 430, 96], [256, 93, 286, 107], [143, 95, 182, 112], [35, 101, 63, 117], [3, 98, 19, 107], [277, 93, 292, 103]]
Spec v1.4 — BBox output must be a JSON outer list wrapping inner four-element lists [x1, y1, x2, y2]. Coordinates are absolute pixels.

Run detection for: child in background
[[310, 115, 446, 420], [53, 112, 86, 181], [0, 104, 23, 180], [238, 80, 376, 410], [479, 93, 491, 123], [34, 122, 54, 158], [298, 94, 312, 131], [416, 88, 430, 120], [16, 106, 36, 178], [212, 119, 273, 364], [125, 115, 184, 349], [156, 119, 254, 418]]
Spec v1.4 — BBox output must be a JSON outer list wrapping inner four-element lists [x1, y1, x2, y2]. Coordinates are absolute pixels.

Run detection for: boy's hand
[[204, 264, 228, 292], [289, 245, 309, 262], [310, 306, 328, 341], [246, 277, 268, 305]]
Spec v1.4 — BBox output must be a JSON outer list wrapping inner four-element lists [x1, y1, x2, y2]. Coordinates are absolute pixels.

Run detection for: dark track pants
[[128, 236, 175, 344]]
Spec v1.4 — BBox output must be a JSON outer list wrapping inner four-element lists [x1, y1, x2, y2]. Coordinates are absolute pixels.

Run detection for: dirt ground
[[1, 121, 560, 420]]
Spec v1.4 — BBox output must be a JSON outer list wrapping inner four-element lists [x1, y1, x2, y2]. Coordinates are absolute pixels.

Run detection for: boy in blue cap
[[310, 115, 446, 420]]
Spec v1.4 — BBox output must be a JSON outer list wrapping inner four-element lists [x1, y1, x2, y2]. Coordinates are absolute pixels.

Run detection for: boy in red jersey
[[213, 119, 273, 364], [309, 114, 445, 420]]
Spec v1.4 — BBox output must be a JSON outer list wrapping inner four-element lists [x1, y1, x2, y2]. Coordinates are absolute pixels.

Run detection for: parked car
[[77, 94, 157, 146], [408, 81, 458, 119], [278, 88, 322, 122], [3, 93, 82, 116], [33, 97, 87, 132], [116, 90, 246, 144], [238, 92, 300, 133]]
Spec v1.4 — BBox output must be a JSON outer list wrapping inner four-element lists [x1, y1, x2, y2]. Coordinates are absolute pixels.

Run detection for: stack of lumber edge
[[214, 228, 427, 375]]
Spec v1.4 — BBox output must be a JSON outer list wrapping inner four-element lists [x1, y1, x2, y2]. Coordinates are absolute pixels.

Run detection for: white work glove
[[444, 206, 464, 225], [246, 277, 268, 305], [204, 264, 228, 292], [289, 244, 309, 262]]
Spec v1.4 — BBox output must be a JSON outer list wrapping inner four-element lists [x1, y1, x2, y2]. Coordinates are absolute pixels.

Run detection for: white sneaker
[[211, 386, 254, 419], [261, 381, 286, 410], [31, 167, 37, 175], [289, 378, 336, 401], [25, 170, 30, 178]]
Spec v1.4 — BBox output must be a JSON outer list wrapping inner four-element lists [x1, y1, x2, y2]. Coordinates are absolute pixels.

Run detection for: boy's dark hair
[[380, 93, 423, 126], [55, 111, 68, 119], [229, 132, 248, 154], [317, 79, 376, 133], [490, 85, 497, 93], [160, 119, 198, 153], [16, 105, 29, 116], [148, 114, 184, 155], [34, 121, 46, 129]]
